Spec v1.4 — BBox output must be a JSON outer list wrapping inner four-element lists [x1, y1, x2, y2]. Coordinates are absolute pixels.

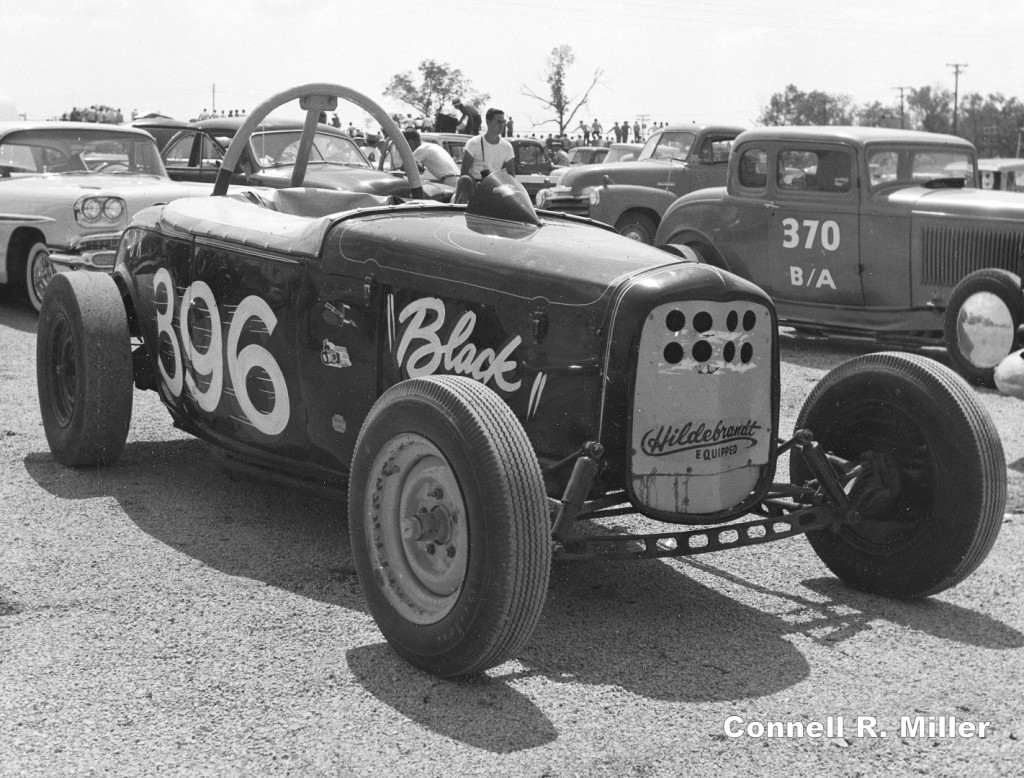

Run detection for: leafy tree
[[384, 59, 487, 122], [959, 92, 1024, 156], [854, 101, 902, 129], [521, 45, 604, 136], [758, 83, 1024, 156], [907, 86, 953, 134], [758, 84, 853, 126]]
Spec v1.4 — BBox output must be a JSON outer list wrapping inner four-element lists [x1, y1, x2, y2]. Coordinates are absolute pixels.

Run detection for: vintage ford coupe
[[535, 124, 744, 243], [655, 126, 1024, 386], [37, 86, 1006, 677]]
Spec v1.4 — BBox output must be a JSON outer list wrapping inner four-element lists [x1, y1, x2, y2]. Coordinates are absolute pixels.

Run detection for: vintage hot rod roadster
[[37, 85, 1006, 678]]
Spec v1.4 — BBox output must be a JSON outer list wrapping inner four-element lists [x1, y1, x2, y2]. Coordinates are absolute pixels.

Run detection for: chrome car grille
[[542, 194, 589, 217], [921, 223, 1024, 287]]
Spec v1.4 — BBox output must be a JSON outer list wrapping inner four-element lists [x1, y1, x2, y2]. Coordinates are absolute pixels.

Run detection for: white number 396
[[153, 268, 290, 436]]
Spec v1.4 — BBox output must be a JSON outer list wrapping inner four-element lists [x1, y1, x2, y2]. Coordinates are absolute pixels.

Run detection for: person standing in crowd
[[612, 122, 621, 142], [404, 130, 460, 185], [591, 118, 603, 143], [459, 108, 514, 180], [331, 114, 341, 128], [550, 143, 570, 166], [453, 98, 481, 136], [578, 120, 590, 145], [621, 120, 630, 142], [633, 120, 642, 142], [505, 116, 514, 137]]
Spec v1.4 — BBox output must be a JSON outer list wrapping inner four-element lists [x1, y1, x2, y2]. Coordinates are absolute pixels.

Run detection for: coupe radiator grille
[[630, 300, 774, 517], [921, 223, 1024, 287]]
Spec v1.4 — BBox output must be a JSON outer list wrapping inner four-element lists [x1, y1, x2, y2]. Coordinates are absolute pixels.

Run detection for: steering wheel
[[213, 83, 423, 198]]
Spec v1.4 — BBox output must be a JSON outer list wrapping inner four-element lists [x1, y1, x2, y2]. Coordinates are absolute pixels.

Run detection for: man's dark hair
[[402, 129, 421, 147], [485, 108, 505, 123]]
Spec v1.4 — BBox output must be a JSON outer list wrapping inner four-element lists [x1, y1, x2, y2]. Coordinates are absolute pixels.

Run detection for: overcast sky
[[2, 0, 1020, 134]]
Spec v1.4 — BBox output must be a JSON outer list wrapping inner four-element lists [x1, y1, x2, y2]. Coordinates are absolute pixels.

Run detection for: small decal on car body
[[323, 301, 358, 328], [321, 339, 352, 368]]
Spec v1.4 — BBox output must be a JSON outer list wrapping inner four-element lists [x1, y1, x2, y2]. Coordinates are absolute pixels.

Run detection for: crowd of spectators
[[58, 105, 125, 123]]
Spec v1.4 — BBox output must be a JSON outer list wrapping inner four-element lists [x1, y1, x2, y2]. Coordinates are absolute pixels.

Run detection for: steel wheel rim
[[956, 290, 1016, 369], [30, 247, 54, 303], [365, 433, 469, 625], [47, 314, 78, 427], [822, 398, 936, 552]]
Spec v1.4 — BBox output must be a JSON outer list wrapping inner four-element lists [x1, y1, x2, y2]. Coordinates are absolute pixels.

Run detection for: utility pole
[[947, 63, 967, 134], [212, 84, 216, 114], [893, 86, 913, 128]]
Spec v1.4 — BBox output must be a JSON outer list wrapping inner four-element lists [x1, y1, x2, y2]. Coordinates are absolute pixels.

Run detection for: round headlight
[[102, 198, 125, 221], [535, 188, 550, 207], [584, 186, 600, 206], [80, 198, 102, 221]]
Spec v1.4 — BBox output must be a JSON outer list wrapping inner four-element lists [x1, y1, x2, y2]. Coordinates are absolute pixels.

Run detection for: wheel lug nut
[[446, 545, 456, 558], [425, 543, 436, 555], [429, 487, 444, 499]]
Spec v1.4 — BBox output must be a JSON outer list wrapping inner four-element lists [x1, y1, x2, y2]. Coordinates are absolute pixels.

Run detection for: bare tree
[[521, 45, 604, 136]]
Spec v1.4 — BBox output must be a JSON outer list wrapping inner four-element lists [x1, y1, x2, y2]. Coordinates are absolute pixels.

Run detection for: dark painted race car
[[36, 85, 1007, 678]]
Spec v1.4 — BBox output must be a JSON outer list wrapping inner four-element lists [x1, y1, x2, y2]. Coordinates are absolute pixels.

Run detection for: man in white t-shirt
[[460, 108, 516, 181], [403, 130, 460, 184]]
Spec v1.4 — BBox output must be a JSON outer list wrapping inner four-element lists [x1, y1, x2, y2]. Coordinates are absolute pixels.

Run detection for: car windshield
[[867, 145, 977, 191], [0, 128, 166, 176], [637, 131, 696, 162], [604, 146, 638, 163], [250, 130, 371, 169]]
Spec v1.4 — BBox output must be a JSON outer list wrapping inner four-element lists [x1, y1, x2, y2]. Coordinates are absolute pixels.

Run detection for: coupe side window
[[518, 145, 544, 166], [777, 149, 851, 193], [163, 135, 193, 167], [698, 138, 734, 163], [200, 135, 224, 167], [738, 148, 767, 188]]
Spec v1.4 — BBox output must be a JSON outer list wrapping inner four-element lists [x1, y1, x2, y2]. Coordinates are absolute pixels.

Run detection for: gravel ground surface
[[2, 289, 1023, 777]]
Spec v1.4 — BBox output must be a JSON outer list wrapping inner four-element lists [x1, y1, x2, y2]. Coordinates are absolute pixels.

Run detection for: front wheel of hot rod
[[36, 272, 133, 467], [348, 375, 552, 677], [792, 352, 1005, 598]]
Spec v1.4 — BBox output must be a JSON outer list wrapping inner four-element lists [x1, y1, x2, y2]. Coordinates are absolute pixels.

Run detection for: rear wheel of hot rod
[[792, 352, 1004, 598], [943, 269, 1024, 387], [348, 375, 551, 677], [36, 272, 133, 467]]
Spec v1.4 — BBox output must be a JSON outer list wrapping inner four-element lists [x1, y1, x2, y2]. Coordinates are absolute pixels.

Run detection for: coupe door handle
[[763, 201, 778, 209]]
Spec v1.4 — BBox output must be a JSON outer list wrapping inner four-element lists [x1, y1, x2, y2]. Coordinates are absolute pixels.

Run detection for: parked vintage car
[[535, 124, 744, 243], [509, 137, 555, 198], [125, 116, 189, 152], [421, 131, 467, 162], [36, 84, 1006, 678], [979, 158, 1024, 192], [0, 121, 216, 311], [161, 117, 453, 201], [654, 125, 1024, 386], [545, 142, 644, 188]]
